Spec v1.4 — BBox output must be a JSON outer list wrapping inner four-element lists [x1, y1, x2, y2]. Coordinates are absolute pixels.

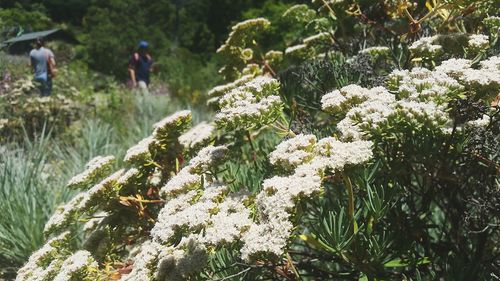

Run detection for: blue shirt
[[30, 47, 54, 81]]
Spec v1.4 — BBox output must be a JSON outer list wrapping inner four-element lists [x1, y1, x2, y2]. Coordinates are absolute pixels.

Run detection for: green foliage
[[0, 6, 52, 37], [82, 0, 172, 78], [156, 49, 220, 106], [0, 53, 29, 83], [0, 133, 76, 271]]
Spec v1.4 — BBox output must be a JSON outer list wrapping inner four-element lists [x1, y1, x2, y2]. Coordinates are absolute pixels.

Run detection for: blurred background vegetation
[[0, 0, 309, 103]]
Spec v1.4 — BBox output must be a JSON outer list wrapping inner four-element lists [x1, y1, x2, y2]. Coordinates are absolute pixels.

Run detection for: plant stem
[[342, 172, 357, 234], [246, 130, 258, 168]]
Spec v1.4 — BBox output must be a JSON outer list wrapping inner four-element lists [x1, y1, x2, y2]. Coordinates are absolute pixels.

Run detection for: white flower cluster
[[153, 110, 192, 141], [207, 74, 254, 98], [241, 135, 373, 260], [66, 155, 115, 189], [395, 56, 500, 94], [465, 114, 491, 129], [285, 43, 312, 58], [323, 83, 451, 140], [122, 236, 207, 281], [16, 231, 71, 281], [215, 76, 283, 129], [480, 55, 500, 71], [468, 34, 490, 51], [124, 136, 156, 163], [125, 110, 193, 164], [265, 50, 284, 64], [22, 109, 203, 281], [336, 99, 396, 140], [241, 174, 320, 260], [155, 236, 208, 281], [188, 145, 228, 173], [388, 66, 462, 101], [178, 122, 215, 151], [160, 145, 228, 196], [394, 100, 449, 126], [217, 18, 271, 54], [282, 4, 316, 23], [121, 241, 161, 281], [160, 169, 201, 197], [322, 84, 394, 114], [269, 134, 316, 170], [202, 191, 252, 245], [409, 36, 442, 58], [44, 170, 124, 236], [152, 185, 228, 244], [117, 167, 140, 185], [52, 250, 98, 281], [303, 32, 331, 46], [325, 54, 499, 141], [127, 165, 251, 280], [483, 16, 500, 33]]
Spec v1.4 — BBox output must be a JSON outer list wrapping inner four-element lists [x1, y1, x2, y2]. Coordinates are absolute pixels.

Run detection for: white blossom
[[465, 115, 491, 128], [153, 110, 192, 140], [321, 90, 347, 113], [44, 170, 123, 236], [208, 74, 254, 98], [359, 46, 390, 56], [468, 34, 489, 50], [121, 241, 161, 281], [215, 76, 282, 129], [52, 250, 97, 281], [269, 134, 317, 169], [66, 155, 115, 189], [480, 55, 500, 71], [285, 44, 308, 55], [187, 145, 228, 173], [202, 192, 252, 245], [435, 58, 472, 78], [155, 236, 208, 281], [76, 169, 124, 212], [240, 219, 292, 261], [303, 32, 330, 45], [44, 193, 87, 235], [152, 185, 227, 244], [409, 36, 442, 57], [160, 168, 201, 197], [16, 232, 71, 281], [217, 18, 270, 53], [124, 136, 156, 163], [179, 122, 214, 150], [118, 168, 140, 185]]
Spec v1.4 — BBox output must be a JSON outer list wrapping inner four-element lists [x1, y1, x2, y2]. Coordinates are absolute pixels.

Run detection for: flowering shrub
[[18, 1, 499, 280]]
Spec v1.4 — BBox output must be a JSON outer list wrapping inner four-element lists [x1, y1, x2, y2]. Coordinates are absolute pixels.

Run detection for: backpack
[[46, 50, 57, 78]]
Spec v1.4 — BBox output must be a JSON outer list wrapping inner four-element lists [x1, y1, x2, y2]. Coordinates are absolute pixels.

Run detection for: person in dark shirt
[[128, 40, 153, 93]]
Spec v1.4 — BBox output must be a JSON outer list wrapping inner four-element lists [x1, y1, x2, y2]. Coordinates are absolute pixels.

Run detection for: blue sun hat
[[138, 40, 149, 49]]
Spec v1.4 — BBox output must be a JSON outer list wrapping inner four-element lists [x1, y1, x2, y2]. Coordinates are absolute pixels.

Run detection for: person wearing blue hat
[[128, 40, 153, 92]]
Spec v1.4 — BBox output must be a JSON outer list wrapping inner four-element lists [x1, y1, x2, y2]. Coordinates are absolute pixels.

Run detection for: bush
[[13, 1, 500, 281]]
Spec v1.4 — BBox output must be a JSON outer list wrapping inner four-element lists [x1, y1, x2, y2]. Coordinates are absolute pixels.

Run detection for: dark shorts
[[35, 77, 52, 97]]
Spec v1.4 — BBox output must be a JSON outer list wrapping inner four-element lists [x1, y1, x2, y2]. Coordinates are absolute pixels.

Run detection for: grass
[[0, 132, 74, 270]]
